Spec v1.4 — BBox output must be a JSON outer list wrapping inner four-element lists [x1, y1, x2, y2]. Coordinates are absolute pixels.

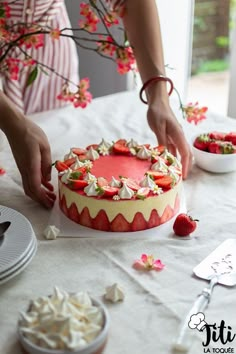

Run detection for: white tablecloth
[[1, 91, 236, 354]]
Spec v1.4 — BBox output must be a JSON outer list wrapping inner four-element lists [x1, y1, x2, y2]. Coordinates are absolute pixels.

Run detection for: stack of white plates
[[0, 205, 37, 285]]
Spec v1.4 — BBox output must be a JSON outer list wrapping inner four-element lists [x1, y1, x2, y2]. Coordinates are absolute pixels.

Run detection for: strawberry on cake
[[55, 139, 182, 232]]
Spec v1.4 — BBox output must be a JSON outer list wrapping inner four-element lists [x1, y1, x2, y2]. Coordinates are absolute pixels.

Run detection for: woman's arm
[[122, 0, 192, 178], [0, 90, 56, 208]]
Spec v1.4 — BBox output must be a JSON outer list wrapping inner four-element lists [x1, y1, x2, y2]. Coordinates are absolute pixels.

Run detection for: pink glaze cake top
[[55, 138, 182, 201]]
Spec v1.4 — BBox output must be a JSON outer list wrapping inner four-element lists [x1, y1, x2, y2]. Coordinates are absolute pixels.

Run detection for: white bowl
[[192, 133, 236, 173], [18, 297, 110, 354]]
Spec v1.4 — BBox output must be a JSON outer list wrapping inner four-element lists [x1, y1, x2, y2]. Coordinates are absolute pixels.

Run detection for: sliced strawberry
[[68, 203, 80, 223], [68, 179, 88, 190], [146, 170, 166, 180], [115, 139, 127, 145], [99, 186, 119, 198], [160, 205, 173, 224], [137, 143, 151, 150], [209, 131, 226, 141], [131, 212, 147, 231], [60, 195, 68, 217], [113, 143, 130, 155], [80, 207, 92, 228], [224, 132, 236, 145], [110, 214, 131, 232], [54, 160, 69, 172], [92, 210, 110, 231], [136, 187, 150, 199], [78, 154, 88, 161], [147, 210, 161, 229], [72, 148, 87, 156], [86, 144, 99, 151], [97, 177, 109, 187], [125, 178, 140, 191], [155, 176, 173, 189], [64, 157, 76, 167], [193, 134, 211, 151]]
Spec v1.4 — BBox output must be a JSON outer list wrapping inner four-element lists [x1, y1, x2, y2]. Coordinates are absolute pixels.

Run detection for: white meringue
[[43, 225, 60, 240], [105, 283, 125, 303]]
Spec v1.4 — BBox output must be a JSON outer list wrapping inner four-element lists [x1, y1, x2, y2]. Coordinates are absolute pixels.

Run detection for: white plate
[[0, 236, 37, 277], [0, 237, 37, 285], [0, 205, 37, 273]]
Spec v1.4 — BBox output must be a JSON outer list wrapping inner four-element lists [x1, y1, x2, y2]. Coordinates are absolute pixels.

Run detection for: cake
[[55, 138, 182, 232]]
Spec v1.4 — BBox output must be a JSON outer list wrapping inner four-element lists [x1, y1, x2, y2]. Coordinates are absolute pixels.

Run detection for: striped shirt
[[2, 0, 79, 115], [2, 0, 125, 115]]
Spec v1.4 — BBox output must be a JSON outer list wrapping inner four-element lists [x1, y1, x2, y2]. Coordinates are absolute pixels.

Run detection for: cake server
[[173, 238, 236, 352]]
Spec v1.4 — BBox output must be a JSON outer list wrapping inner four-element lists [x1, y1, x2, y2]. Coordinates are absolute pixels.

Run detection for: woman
[[0, 0, 192, 208]]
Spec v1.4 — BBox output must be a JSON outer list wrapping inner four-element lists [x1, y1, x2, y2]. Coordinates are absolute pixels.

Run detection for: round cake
[[55, 138, 182, 232]]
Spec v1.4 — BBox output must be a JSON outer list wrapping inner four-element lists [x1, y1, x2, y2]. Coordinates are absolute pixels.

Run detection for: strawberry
[[64, 157, 76, 167], [125, 178, 140, 191], [68, 203, 80, 223], [208, 141, 235, 154], [136, 187, 150, 199], [92, 210, 110, 231], [115, 139, 127, 145], [72, 148, 87, 156], [208, 141, 222, 154], [68, 179, 88, 190], [110, 214, 130, 232], [146, 170, 166, 180], [193, 134, 211, 151], [224, 132, 236, 145], [173, 213, 198, 236], [54, 160, 69, 172], [153, 145, 166, 154], [113, 142, 130, 155], [86, 144, 99, 151], [80, 207, 93, 228], [131, 212, 147, 231], [155, 175, 173, 189], [147, 210, 161, 229], [97, 177, 109, 187], [97, 186, 119, 198], [160, 205, 173, 224], [78, 154, 88, 161], [209, 131, 226, 141]]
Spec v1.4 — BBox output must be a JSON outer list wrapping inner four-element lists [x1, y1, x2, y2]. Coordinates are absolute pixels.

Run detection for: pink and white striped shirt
[[2, 0, 79, 115], [2, 0, 125, 115]]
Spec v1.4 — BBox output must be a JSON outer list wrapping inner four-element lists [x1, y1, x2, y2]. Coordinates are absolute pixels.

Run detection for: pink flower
[[0, 167, 6, 175], [50, 28, 61, 40], [182, 102, 208, 125], [133, 254, 165, 271]]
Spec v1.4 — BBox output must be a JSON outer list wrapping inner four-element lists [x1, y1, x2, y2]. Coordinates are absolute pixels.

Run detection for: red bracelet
[[139, 75, 174, 104]]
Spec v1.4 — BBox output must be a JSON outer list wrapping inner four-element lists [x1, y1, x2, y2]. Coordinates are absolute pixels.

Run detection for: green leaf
[[26, 66, 38, 87], [0, 8, 5, 17], [70, 171, 82, 180]]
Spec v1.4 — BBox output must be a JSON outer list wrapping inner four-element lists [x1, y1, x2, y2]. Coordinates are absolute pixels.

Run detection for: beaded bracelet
[[139, 75, 174, 104]]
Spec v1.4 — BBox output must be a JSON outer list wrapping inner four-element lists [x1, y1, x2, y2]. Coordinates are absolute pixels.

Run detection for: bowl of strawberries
[[192, 131, 236, 173]]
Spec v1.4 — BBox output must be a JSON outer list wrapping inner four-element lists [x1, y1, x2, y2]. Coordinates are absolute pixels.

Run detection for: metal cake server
[[0, 221, 11, 238], [173, 239, 236, 352]]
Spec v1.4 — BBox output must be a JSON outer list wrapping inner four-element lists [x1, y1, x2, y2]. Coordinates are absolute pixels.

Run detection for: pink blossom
[[182, 102, 208, 125], [133, 254, 165, 271]]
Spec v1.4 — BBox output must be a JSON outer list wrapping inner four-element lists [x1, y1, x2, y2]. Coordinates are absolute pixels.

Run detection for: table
[[1, 90, 236, 354]]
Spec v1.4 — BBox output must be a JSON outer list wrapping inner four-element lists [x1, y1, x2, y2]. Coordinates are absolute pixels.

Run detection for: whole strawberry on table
[[193, 131, 236, 154], [173, 213, 198, 237]]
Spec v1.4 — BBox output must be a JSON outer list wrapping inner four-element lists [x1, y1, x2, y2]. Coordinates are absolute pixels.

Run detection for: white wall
[[65, 0, 194, 99]]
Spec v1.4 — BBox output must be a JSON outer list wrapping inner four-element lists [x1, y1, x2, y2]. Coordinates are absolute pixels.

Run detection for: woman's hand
[[3, 115, 56, 208], [147, 99, 192, 179]]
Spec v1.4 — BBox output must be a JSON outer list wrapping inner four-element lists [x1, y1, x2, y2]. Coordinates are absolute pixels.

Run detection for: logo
[[188, 312, 236, 353]]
